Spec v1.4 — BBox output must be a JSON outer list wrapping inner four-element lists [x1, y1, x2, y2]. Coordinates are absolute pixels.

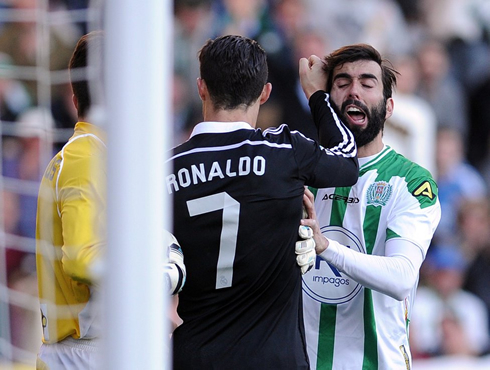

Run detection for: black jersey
[[168, 91, 358, 370]]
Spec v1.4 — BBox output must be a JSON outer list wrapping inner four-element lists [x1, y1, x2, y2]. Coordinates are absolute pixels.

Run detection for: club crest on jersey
[[366, 181, 392, 207]]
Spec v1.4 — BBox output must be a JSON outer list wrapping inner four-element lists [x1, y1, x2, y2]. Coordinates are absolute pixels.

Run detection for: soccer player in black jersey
[[168, 35, 358, 370]]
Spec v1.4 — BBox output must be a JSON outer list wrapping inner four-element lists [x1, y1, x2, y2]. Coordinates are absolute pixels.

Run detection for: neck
[[357, 133, 384, 158], [202, 101, 260, 128]]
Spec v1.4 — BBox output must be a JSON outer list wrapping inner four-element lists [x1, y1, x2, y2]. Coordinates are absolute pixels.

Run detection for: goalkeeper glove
[[296, 225, 315, 274], [164, 231, 186, 295]]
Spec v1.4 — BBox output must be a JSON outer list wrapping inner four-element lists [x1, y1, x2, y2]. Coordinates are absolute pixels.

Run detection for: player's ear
[[259, 82, 272, 105], [72, 94, 78, 111], [197, 77, 208, 101], [385, 97, 394, 120]]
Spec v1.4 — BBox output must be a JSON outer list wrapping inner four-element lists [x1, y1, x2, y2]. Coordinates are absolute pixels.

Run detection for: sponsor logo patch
[[321, 193, 359, 204], [412, 181, 434, 200], [302, 226, 365, 304]]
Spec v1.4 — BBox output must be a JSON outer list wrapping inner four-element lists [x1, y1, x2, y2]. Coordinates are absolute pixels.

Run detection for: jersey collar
[[189, 121, 254, 138], [359, 145, 392, 170]]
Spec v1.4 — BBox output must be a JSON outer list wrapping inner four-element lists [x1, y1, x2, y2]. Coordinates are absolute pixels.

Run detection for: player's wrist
[[315, 235, 329, 254]]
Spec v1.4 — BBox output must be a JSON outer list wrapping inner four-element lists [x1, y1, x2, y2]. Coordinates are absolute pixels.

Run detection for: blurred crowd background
[[1, 0, 490, 366]]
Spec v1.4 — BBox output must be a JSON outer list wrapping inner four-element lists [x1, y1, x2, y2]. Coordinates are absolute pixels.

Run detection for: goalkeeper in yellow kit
[[35, 31, 185, 369]]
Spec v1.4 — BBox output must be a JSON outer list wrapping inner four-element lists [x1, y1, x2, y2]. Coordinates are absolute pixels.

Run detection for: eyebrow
[[333, 72, 378, 81]]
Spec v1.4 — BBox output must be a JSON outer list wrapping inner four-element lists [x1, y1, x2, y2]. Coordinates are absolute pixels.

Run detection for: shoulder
[[385, 149, 434, 180], [387, 148, 437, 190], [364, 147, 437, 190], [58, 134, 105, 183], [262, 124, 291, 139], [59, 134, 106, 172], [397, 155, 438, 208], [367, 148, 439, 208], [68, 132, 106, 151]]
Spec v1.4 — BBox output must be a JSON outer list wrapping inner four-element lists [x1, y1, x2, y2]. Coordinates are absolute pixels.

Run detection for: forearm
[[318, 238, 424, 301], [305, 92, 359, 188], [309, 91, 357, 158]]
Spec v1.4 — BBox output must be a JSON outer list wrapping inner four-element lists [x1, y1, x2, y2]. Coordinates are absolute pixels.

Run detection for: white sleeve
[[319, 237, 424, 301]]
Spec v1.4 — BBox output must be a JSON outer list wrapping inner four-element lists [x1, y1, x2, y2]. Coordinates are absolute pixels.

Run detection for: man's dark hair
[[198, 35, 268, 110], [323, 44, 398, 101], [69, 31, 104, 119]]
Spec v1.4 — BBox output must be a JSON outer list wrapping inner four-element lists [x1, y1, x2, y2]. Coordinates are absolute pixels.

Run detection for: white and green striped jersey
[[302, 146, 441, 370]]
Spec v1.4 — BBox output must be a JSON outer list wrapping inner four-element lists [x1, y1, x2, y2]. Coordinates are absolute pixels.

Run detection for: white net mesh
[[0, 1, 101, 367]]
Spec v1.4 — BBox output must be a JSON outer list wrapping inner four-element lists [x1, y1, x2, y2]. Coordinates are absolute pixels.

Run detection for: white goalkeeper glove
[[164, 231, 186, 295], [295, 225, 315, 274]]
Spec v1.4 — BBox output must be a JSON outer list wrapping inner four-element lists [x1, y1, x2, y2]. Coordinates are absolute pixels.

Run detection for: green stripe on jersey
[[317, 305, 337, 369], [329, 187, 351, 226], [386, 228, 400, 241], [363, 204, 381, 254], [363, 289, 378, 370], [316, 187, 352, 369]]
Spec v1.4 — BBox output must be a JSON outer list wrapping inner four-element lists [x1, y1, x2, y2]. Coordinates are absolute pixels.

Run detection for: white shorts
[[37, 337, 101, 370]]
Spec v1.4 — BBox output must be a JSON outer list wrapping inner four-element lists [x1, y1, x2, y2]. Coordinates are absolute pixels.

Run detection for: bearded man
[[300, 44, 441, 370]]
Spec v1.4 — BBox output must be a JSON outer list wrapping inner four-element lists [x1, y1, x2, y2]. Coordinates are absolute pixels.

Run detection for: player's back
[[36, 122, 105, 344], [168, 122, 313, 369]]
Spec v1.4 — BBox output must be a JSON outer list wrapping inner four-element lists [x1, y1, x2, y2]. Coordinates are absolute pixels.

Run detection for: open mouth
[[345, 105, 367, 126]]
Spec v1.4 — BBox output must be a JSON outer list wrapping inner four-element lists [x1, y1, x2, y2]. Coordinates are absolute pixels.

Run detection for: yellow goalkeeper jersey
[[36, 121, 106, 344]]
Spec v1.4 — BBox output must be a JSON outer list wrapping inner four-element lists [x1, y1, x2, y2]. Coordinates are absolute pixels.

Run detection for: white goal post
[[104, 0, 172, 369]]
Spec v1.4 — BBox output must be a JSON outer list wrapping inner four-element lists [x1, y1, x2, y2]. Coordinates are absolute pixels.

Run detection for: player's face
[[329, 60, 389, 147]]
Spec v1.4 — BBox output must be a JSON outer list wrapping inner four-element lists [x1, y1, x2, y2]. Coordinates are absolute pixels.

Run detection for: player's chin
[[345, 116, 367, 130], [346, 123, 368, 138]]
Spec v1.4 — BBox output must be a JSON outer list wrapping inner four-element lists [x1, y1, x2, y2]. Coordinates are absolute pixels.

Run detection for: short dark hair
[[198, 35, 268, 110], [69, 31, 104, 118], [323, 44, 398, 101]]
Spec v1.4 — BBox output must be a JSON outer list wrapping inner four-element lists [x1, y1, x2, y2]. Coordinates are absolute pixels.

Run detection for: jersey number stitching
[[187, 192, 240, 289]]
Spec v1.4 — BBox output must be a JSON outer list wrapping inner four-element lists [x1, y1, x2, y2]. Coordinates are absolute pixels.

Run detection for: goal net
[[0, 1, 172, 368]]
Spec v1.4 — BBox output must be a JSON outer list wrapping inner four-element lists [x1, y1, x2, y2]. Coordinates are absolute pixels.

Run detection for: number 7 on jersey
[[187, 192, 240, 289]]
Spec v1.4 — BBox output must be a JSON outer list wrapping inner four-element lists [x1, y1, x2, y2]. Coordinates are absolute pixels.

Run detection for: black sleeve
[[309, 90, 357, 159], [302, 90, 358, 188]]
